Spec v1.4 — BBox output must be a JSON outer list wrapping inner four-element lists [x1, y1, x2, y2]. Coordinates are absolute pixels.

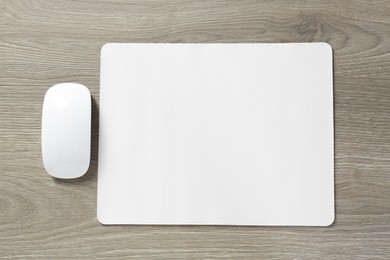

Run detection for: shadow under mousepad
[[97, 43, 334, 226]]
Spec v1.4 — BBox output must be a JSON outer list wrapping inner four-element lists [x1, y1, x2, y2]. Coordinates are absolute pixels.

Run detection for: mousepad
[[98, 43, 334, 226]]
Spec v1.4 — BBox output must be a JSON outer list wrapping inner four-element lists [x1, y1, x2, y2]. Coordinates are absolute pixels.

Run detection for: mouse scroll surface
[[42, 83, 91, 179]]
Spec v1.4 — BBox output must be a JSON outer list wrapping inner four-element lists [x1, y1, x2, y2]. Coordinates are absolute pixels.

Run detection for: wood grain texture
[[0, 0, 389, 259]]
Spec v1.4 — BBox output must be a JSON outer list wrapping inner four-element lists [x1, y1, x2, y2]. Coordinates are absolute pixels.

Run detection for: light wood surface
[[1, 0, 389, 259]]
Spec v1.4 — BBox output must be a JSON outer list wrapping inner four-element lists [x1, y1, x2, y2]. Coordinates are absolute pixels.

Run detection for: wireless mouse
[[41, 83, 91, 179]]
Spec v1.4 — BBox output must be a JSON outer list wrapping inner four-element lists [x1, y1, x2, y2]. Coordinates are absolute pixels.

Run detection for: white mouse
[[41, 83, 91, 179]]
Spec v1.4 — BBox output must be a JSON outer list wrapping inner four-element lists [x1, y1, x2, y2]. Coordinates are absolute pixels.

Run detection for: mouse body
[[41, 83, 91, 179]]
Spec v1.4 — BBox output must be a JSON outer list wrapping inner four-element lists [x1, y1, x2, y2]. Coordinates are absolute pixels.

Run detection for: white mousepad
[[98, 43, 334, 226]]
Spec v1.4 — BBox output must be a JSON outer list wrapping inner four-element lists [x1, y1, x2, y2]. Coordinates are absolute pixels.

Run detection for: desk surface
[[0, 0, 389, 259]]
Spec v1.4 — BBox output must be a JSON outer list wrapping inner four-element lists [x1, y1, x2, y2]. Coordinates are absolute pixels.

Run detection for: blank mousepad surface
[[98, 43, 334, 226]]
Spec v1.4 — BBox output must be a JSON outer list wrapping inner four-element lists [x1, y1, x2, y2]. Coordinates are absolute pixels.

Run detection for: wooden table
[[1, 1, 389, 259]]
